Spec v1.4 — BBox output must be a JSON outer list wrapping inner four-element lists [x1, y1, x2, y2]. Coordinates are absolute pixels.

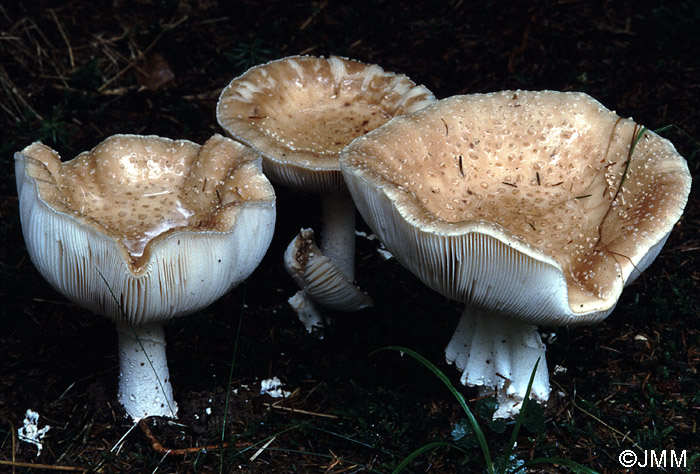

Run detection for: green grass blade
[[391, 441, 466, 474], [305, 426, 392, 454], [515, 457, 600, 474], [220, 283, 247, 473], [500, 357, 540, 471], [653, 124, 700, 151], [376, 346, 494, 474], [613, 124, 646, 201], [629, 125, 648, 159]]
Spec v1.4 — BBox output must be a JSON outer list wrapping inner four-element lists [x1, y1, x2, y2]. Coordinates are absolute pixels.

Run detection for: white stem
[[445, 306, 550, 419], [116, 321, 178, 420], [320, 193, 356, 281]]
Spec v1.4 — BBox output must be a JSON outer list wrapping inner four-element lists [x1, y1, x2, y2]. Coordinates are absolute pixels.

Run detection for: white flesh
[[445, 306, 550, 419], [117, 321, 178, 420], [320, 193, 357, 281]]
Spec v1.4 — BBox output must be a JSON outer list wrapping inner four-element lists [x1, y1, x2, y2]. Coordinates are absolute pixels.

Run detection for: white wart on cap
[[217, 55, 435, 323], [15, 134, 276, 419], [340, 90, 691, 417]]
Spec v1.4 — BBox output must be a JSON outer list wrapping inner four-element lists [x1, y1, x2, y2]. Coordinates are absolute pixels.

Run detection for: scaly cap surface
[[340, 91, 691, 325], [15, 134, 276, 324], [217, 55, 435, 193]]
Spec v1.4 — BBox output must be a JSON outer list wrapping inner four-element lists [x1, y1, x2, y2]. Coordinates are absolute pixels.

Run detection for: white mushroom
[[340, 91, 691, 418], [216, 55, 434, 324], [15, 134, 276, 420]]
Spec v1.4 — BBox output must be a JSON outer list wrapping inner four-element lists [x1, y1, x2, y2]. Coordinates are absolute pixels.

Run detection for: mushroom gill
[[15, 133, 277, 419], [217, 55, 435, 329], [217, 54, 436, 192], [340, 90, 691, 418]]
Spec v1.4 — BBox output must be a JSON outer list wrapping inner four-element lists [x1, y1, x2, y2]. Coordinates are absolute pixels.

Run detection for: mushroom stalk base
[[445, 307, 550, 419], [116, 322, 178, 420], [288, 290, 326, 338], [320, 193, 356, 281]]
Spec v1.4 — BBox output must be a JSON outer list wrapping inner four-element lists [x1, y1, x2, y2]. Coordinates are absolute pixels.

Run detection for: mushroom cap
[[340, 91, 691, 326], [15, 134, 276, 325], [216, 55, 435, 193]]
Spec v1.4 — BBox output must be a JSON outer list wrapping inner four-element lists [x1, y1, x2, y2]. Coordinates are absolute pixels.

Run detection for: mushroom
[[216, 55, 435, 327], [284, 228, 378, 311], [339, 91, 691, 417], [15, 134, 276, 420]]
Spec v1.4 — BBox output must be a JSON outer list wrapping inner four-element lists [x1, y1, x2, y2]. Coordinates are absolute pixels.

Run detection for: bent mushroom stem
[[288, 290, 326, 336], [285, 193, 364, 338], [445, 307, 550, 419], [320, 193, 356, 281], [116, 322, 178, 420]]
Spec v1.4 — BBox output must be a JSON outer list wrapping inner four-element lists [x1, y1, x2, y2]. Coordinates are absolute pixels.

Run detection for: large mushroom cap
[[216, 55, 435, 193], [340, 91, 691, 325], [15, 134, 276, 325]]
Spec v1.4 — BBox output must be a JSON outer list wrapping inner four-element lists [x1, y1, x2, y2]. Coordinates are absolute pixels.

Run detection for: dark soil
[[1, 1, 699, 473]]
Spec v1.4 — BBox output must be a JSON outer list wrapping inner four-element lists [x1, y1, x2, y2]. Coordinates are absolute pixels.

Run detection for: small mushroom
[[284, 228, 374, 311], [217, 55, 435, 326], [15, 134, 276, 420], [340, 91, 691, 417]]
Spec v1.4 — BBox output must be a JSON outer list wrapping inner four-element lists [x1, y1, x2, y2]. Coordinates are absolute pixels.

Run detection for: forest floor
[[1, 1, 699, 473]]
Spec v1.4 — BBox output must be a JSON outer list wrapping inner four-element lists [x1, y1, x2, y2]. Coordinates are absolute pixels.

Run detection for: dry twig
[[263, 401, 339, 419], [138, 419, 231, 456], [0, 459, 85, 472]]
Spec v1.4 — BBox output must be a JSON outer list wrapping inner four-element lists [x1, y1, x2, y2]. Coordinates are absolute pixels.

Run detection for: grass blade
[[515, 457, 600, 474], [220, 283, 247, 472], [629, 125, 648, 158], [391, 441, 465, 474], [653, 123, 700, 151], [500, 357, 540, 471], [375, 346, 494, 474]]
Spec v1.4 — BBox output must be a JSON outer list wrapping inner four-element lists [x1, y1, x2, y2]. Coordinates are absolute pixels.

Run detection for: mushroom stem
[[116, 322, 178, 420], [320, 193, 356, 281], [445, 307, 550, 419]]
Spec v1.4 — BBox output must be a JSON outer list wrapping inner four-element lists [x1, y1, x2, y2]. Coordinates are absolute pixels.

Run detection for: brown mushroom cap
[[15, 134, 276, 324], [216, 55, 435, 193], [340, 91, 691, 324]]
